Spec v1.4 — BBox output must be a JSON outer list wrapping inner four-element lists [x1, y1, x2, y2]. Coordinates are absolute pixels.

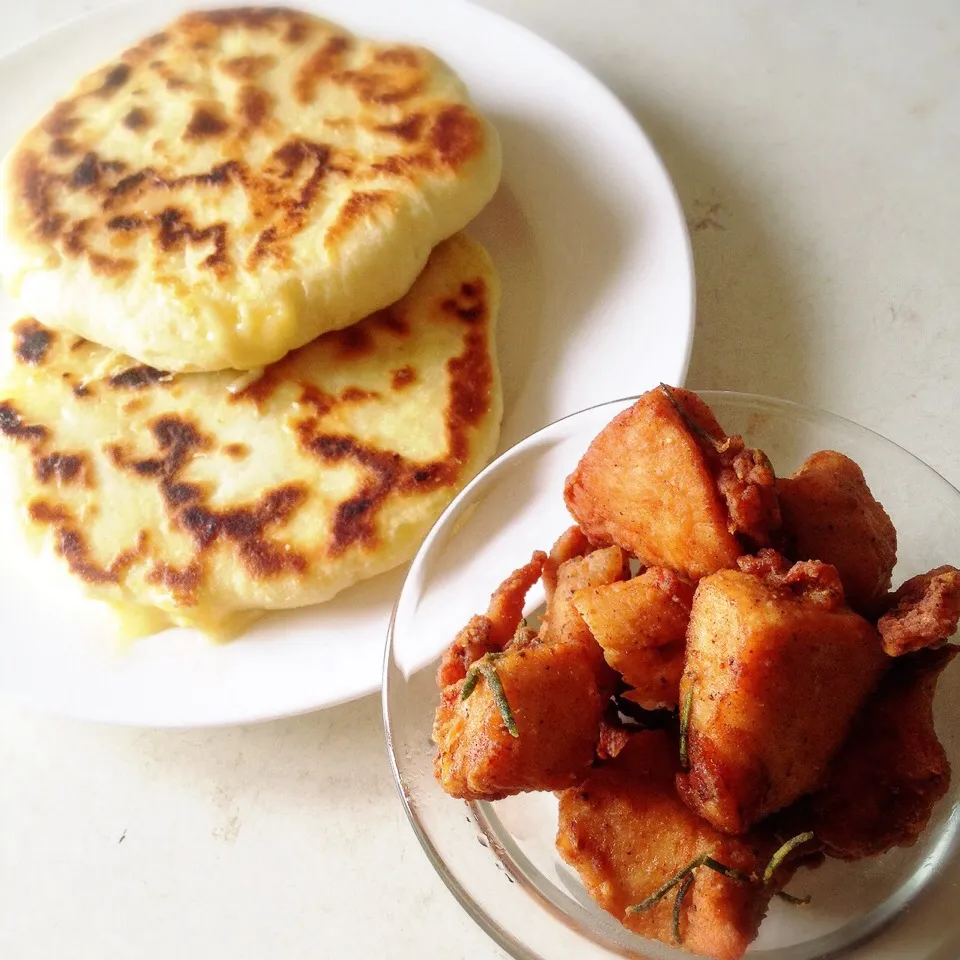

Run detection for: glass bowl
[[382, 391, 960, 960]]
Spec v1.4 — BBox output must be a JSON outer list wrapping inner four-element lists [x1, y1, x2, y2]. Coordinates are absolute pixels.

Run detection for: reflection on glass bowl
[[383, 392, 960, 960]]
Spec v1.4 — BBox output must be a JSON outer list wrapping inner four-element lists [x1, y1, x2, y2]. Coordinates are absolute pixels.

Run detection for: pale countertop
[[1, 2, 958, 959]]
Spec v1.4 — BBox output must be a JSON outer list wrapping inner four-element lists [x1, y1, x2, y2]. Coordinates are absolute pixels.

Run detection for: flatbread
[[0, 233, 501, 636], [0, 8, 501, 371]]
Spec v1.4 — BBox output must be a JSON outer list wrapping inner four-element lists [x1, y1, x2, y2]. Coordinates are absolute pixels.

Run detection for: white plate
[[0, 0, 693, 727]]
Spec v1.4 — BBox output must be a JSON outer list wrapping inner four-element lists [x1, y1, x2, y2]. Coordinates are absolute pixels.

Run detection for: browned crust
[[7, 11, 490, 287]]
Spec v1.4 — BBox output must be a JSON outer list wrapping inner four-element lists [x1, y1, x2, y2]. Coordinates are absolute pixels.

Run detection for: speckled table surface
[[1, 2, 958, 958]]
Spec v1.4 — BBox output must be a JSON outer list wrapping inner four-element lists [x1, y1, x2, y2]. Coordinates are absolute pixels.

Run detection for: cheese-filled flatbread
[[0, 8, 501, 371], [0, 233, 501, 636]]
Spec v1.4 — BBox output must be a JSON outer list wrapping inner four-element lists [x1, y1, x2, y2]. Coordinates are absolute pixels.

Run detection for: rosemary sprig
[[776, 891, 812, 906], [672, 873, 695, 944], [679, 684, 694, 769], [628, 854, 707, 913], [763, 832, 815, 884], [460, 653, 518, 738], [659, 383, 722, 451], [629, 852, 749, 916], [627, 833, 815, 944], [700, 856, 751, 884]]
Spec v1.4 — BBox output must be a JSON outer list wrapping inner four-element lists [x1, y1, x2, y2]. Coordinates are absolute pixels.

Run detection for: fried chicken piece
[[737, 549, 846, 609], [877, 565, 960, 656], [557, 731, 788, 960], [597, 715, 633, 761], [542, 525, 591, 605], [777, 450, 897, 616], [564, 386, 779, 582], [677, 563, 888, 834], [810, 646, 956, 859], [433, 641, 607, 800], [433, 546, 626, 801], [573, 567, 695, 709], [437, 551, 546, 687], [539, 545, 627, 684]]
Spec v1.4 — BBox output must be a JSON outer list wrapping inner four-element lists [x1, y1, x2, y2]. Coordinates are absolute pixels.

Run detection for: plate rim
[[0, 0, 695, 725]]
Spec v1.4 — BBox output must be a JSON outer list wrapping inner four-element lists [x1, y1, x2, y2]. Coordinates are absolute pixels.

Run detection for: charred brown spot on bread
[[97, 63, 132, 96], [335, 67, 424, 106], [391, 366, 417, 389], [444, 326, 494, 460], [108, 415, 308, 581], [431, 105, 484, 168], [375, 114, 425, 142], [73, 384, 92, 399], [122, 107, 150, 130], [13, 319, 55, 366], [330, 325, 374, 359], [157, 208, 230, 276], [27, 500, 145, 585], [34, 452, 89, 486], [374, 47, 421, 67], [185, 103, 230, 140], [178, 7, 315, 35], [323, 190, 393, 252], [49, 138, 76, 157], [70, 152, 102, 189], [341, 387, 378, 403], [442, 279, 487, 323], [223, 443, 250, 460], [176, 483, 310, 577], [298, 384, 335, 416], [375, 309, 410, 337], [88, 251, 135, 276], [109, 365, 168, 389], [146, 560, 203, 604], [238, 85, 273, 129], [294, 34, 352, 103], [304, 432, 401, 553], [0, 402, 48, 444], [27, 500, 70, 524], [41, 102, 79, 137], [221, 54, 276, 80], [294, 301, 494, 555], [107, 215, 143, 231], [246, 140, 332, 268]]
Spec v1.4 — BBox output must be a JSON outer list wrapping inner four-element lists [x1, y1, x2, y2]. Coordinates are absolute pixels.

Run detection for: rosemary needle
[[776, 891, 812, 906], [628, 839, 814, 945], [659, 383, 721, 450], [763, 832, 815, 884], [459, 654, 518, 738], [679, 685, 694, 769], [672, 873, 695, 944]]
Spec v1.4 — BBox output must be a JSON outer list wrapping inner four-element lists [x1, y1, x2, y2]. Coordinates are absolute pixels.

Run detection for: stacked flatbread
[[0, 8, 503, 636]]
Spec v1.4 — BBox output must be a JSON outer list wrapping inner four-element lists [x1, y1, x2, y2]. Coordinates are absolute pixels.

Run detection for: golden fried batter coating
[[573, 567, 694, 709], [542, 525, 591, 605], [677, 564, 888, 834], [539, 546, 627, 684], [778, 450, 897, 616], [810, 646, 956, 860], [564, 386, 779, 581], [736, 549, 846, 609], [433, 544, 625, 801], [433, 640, 607, 800], [596, 716, 633, 761], [437, 551, 546, 688], [877, 565, 960, 656], [556, 731, 780, 960]]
